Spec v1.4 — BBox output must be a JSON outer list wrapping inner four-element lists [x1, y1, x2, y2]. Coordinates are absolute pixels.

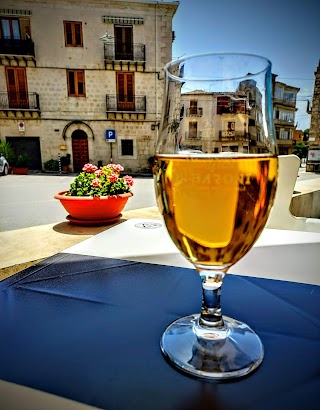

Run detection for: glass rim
[[164, 52, 272, 82]]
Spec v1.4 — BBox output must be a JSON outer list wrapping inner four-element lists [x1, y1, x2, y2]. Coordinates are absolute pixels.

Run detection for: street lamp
[[99, 32, 114, 43]]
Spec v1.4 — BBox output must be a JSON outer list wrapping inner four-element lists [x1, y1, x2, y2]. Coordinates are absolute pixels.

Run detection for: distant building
[[179, 75, 300, 155], [179, 90, 250, 153], [293, 129, 304, 143], [307, 60, 320, 147], [272, 75, 300, 155], [0, 0, 178, 172]]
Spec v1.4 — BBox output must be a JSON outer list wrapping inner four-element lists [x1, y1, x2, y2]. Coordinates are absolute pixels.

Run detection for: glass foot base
[[160, 314, 264, 380]]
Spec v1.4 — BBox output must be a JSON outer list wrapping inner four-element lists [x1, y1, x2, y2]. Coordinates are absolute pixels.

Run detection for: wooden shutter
[[19, 18, 31, 39], [76, 70, 85, 95], [67, 70, 85, 97], [6, 67, 28, 108], [64, 22, 73, 46], [74, 22, 82, 46], [116, 72, 134, 110]]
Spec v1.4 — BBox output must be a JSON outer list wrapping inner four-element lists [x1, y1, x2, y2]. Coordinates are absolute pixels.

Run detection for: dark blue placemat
[[1, 253, 319, 410]]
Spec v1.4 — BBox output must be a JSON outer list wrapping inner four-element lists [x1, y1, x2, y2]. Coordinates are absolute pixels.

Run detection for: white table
[[63, 218, 320, 286]]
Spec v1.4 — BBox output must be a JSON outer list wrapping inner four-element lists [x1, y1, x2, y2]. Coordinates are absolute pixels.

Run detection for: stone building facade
[[0, 0, 178, 172], [272, 75, 300, 155], [307, 60, 320, 147], [178, 76, 300, 155]]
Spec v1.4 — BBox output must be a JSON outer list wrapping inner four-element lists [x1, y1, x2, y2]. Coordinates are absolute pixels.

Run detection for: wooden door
[[72, 130, 89, 172], [116, 72, 134, 111], [114, 25, 133, 60], [6, 67, 29, 108]]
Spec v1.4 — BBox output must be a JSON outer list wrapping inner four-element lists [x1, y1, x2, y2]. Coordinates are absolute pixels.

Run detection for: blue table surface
[[0, 253, 319, 410]]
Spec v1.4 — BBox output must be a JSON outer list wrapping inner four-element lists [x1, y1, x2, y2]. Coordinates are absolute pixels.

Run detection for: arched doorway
[[72, 130, 89, 172]]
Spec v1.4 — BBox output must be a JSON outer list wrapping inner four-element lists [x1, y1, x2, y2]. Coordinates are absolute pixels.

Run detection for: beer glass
[[154, 53, 278, 380]]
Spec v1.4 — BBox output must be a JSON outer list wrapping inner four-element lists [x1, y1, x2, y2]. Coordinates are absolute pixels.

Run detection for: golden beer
[[154, 155, 278, 267]]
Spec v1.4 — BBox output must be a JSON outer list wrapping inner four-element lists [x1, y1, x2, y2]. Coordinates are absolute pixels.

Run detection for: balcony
[[273, 97, 296, 108], [274, 118, 295, 126], [219, 130, 249, 142], [186, 107, 203, 117], [104, 43, 145, 71], [184, 131, 202, 141], [0, 92, 41, 117], [106, 94, 146, 120], [0, 38, 36, 66]]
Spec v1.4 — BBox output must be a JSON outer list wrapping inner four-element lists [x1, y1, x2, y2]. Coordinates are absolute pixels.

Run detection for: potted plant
[[54, 162, 134, 226], [12, 153, 32, 175], [0, 141, 15, 164], [44, 159, 59, 172]]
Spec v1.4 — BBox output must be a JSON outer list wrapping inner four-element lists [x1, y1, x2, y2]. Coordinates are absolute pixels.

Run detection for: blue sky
[[170, 0, 320, 131]]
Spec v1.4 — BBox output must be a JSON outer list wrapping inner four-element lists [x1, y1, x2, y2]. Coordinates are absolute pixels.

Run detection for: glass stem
[[196, 268, 227, 328]]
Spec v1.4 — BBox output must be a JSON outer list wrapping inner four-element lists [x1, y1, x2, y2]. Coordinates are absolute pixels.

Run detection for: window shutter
[[74, 22, 82, 46], [19, 18, 31, 38], [6, 67, 16, 94], [126, 73, 134, 101], [64, 22, 72, 45], [117, 73, 125, 101], [68, 71, 75, 95], [77, 70, 85, 95]]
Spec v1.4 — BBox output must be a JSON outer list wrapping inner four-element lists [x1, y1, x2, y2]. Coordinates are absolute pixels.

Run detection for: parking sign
[[106, 130, 116, 142]]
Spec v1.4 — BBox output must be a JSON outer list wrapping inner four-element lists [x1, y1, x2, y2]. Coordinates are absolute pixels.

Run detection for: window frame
[[64, 21, 83, 47], [67, 69, 86, 97], [121, 139, 134, 156]]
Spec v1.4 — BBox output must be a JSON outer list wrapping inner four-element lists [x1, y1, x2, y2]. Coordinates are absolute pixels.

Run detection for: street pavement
[[1, 167, 320, 280]]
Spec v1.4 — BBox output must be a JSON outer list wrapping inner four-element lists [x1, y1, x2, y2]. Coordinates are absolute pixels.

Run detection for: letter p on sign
[[106, 130, 116, 142]]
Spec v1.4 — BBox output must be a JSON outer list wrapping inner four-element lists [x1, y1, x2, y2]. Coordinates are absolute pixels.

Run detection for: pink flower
[[107, 163, 124, 173], [94, 169, 104, 177], [83, 163, 98, 173], [113, 164, 124, 173], [108, 173, 119, 183], [91, 178, 101, 187], [123, 175, 134, 187]]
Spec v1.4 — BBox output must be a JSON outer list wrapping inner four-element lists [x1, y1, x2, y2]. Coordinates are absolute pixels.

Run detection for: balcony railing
[[186, 107, 203, 117], [185, 131, 202, 140], [0, 92, 40, 111], [0, 38, 35, 58], [104, 43, 145, 63], [106, 94, 146, 119], [219, 131, 249, 141]]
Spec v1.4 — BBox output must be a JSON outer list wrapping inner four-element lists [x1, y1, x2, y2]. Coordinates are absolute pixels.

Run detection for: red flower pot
[[54, 191, 133, 226]]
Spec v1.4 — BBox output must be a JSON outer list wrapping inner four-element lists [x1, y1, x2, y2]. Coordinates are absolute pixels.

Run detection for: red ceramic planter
[[54, 191, 133, 224]]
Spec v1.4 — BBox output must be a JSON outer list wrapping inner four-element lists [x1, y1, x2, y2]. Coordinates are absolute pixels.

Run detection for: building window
[[64, 21, 83, 47], [280, 129, 292, 140], [121, 139, 134, 156], [274, 86, 283, 100], [114, 25, 133, 60], [227, 121, 235, 131], [189, 100, 198, 115], [67, 70, 85, 97], [188, 121, 198, 139], [283, 91, 296, 103], [116, 72, 134, 110], [0, 17, 31, 39]]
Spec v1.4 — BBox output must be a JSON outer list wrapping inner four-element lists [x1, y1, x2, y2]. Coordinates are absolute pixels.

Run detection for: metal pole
[[110, 143, 113, 163], [58, 153, 61, 174]]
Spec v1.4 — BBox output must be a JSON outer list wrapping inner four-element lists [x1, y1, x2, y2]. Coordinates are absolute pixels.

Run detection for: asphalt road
[[1, 166, 318, 232], [0, 174, 156, 232]]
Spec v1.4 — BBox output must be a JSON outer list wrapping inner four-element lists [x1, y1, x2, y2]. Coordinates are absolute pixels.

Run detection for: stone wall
[[0, 0, 178, 172]]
